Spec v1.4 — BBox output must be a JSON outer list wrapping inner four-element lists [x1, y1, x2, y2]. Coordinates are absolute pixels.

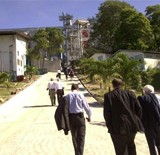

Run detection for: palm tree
[[112, 52, 144, 89], [79, 58, 116, 91]]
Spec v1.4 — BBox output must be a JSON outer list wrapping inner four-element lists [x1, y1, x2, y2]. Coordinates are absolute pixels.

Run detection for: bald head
[[143, 85, 154, 94]]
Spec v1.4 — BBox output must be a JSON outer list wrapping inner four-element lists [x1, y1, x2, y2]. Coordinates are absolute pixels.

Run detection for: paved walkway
[[0, 72, 149, 155]]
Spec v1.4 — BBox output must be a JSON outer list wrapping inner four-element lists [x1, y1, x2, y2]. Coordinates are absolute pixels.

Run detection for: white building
[[90, 50, 160, 70], [119, 50, 160, 70], [90, 52, 111, 61], [0, 31, 30, 76]]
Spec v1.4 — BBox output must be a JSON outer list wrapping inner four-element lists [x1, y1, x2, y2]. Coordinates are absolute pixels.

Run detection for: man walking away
[[103, 78, 144, 155], [56, 78, 64, 105], [138, 85, 160, 155], [65, 83, 92, 155], [47, 78, 57, 106]]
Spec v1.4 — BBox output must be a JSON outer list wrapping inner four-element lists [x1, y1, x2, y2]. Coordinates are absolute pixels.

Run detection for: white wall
[[15, 35, 27, 75], [144, 58, 160, 70], [91, 51, 160, 71], [0, 34, 27, 75], [90, 53, 111, 61], [0, 35, 16, 73]]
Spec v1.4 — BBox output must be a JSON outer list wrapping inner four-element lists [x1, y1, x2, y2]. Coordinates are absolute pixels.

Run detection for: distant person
[[103, 78, 144, 155], [138, 85, 160, 155], [68, 68, 74, 81], [64, 66, 69, 80], [46, 78, 57, 106], [56, 78, 64, 105], [65, 83, 92, 155], [56, 70, 61, 79]]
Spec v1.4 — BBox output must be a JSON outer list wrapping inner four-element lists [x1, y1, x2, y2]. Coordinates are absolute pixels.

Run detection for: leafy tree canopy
[[90, 0, 134, 52], [145, 5, 160, 51], [115, 9, 152, 50]]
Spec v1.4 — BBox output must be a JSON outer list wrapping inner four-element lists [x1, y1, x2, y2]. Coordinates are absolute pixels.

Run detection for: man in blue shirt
[[65, 83, 92, 155]]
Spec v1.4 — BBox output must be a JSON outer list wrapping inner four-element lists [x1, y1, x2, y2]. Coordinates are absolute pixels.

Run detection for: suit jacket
[[54, 96, 70, 135], [138, 93, 160, 129], [103, 88, 144, 134]]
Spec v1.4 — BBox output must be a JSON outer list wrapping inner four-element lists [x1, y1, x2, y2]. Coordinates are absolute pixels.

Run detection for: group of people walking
[[51, 71, 91, 155], [47, 68, 75, 106], [103, 78, 160, 155], [48, 72, 160, 155], [47, 77, 64, 106]]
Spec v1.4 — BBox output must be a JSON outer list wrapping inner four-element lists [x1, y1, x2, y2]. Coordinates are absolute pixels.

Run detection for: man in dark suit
[[103, 78, 144, 155], [138, 85, 160, 155]]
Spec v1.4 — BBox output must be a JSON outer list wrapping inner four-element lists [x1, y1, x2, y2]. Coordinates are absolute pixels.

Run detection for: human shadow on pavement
[[67, 82, 81, 86], [23, 105, 54, 108], [89, 101, 102, 108], [89, 121, 106, 127]]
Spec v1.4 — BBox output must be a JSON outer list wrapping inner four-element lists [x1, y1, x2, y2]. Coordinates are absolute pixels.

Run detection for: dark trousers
[[145, 126, 160, 155], [110, 133, 136, 155], [69, 113, 86, 155], [56, 73, 61, 79], [57, 89, 64, 105]]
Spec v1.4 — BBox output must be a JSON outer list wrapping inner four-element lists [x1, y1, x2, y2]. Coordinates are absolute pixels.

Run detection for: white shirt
[[48, 81, 57, 90], [57, 81, 63, 89]]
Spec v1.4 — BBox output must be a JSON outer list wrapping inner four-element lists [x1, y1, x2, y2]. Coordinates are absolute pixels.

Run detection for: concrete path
[[0, 72, 149, 155]]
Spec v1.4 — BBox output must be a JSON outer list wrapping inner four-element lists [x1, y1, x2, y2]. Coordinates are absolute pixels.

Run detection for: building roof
[[0, 30, 30, 40], [74, 19, 89, 25]]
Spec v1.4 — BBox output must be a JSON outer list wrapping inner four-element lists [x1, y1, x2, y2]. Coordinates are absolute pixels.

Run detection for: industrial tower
[[59, 12, 91, 65]]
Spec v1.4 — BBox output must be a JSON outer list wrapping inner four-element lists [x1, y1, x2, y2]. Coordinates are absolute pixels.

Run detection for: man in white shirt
[[47, 78, 57, 106], [56, 78, 64, 105]]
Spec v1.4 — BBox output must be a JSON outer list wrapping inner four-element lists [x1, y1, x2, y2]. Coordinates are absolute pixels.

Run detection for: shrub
[[16, 75, 24, 82]]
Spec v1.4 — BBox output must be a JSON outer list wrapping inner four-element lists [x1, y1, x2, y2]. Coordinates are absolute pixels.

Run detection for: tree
[[79, 58, 115, 90], [0, 72, 9, 84], [115, 8, 152, 50], [90, 0, 133, 52], [24, 65, 38, 80], [145, 5, 160, 51], [0, 72, 10, 89], [46, 28, 64, 56], [32, 29, 49, 68], [112, 52, 144, 89], [28, 28, 64, 68]]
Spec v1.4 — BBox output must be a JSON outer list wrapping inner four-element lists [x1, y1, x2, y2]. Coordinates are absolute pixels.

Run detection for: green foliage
[[112, 52, 144, 89], [116, 9, 152, 50], [46, 28, 64, 54], [78, 52, 146, 90], [146, 68, 160, 89], [90, 0, 134, 52], [24, 65, 38, 79], [33, 29, 49, 51], [0, 72, 10, 90], [151, 71, 160, 90], [0, 72, 9, 84], [27, 28, 64, 66], [145, 5, 160, 51]]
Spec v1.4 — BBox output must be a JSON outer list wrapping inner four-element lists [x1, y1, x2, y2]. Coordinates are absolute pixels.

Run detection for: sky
[[0, 0, 160, 29]]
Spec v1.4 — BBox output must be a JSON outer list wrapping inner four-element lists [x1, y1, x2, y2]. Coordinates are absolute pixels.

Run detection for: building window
[[17, 59, 20, 66]]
